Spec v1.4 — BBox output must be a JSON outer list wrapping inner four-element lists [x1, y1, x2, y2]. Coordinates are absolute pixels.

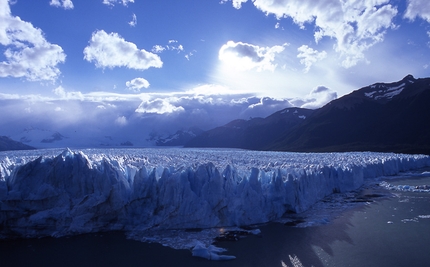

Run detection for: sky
[[1, 0, 430, 147]]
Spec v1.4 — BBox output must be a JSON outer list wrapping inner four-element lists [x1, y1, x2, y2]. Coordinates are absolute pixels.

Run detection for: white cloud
[[50, 0, 74, 9], [244, 97, 293, 118], [297, 45, 327, 73], [152, 40, 184, 54], [0, 1, 66, 81], [185, 51, 194, 61], [83, 30, 163, 70], [185, 84, 233, 95], [52, 86, 85, 100], [219, 41, 288, 71], [290, 86, 338, 109], [135, 99, 185, 114], [404, 0, 430, 22], [224, 0, 398, 68], [102, 0, 134, 6], [152, 45, 166, 53], [126, 78, 150, 92], [128, 13, 137, 27], [220, 0, 247, 9], [0, 83, 340, 148]]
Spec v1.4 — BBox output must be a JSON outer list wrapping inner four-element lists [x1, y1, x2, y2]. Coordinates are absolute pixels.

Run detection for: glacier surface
[[1, 148, 429, 258]]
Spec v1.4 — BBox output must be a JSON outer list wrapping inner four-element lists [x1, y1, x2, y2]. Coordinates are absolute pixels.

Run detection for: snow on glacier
[[1, 148, 430, 259]]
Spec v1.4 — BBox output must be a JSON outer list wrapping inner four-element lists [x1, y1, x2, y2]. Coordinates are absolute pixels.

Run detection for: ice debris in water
[[191, 241, 236, 260], [0, 148, 429, 260]]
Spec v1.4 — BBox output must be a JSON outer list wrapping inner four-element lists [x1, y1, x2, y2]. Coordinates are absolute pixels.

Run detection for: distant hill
[[185, 108, 315, 150], [0, 136, 36, 152], [186, 75, 430, 155], [156, 127, 204, 146]]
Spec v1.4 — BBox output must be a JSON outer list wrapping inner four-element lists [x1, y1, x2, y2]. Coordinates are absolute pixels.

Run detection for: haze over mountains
[[1, 75, 429, 154]]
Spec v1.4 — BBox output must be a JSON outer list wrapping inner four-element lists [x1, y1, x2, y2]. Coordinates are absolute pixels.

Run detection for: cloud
[[52, 85, 86, 100], [83, 30, 163, 70], [115, 116, 128, 126], [126, 78, 150, 92], [404, 0, 430, 22], [0, 82, 338, 148], [102, 0, 134, 6], [152, 40, 184, 54], [185, 84, 233, 95], [224, 0, 398, 68], [290, 86, 338, 109], [0, 1, 66, 81], [220, 0, 247, 9], [244, 97, 293, 118], [135, 98, 185, 114], [49, 0, 74, 9], [128, 13, 137, 27], [219, 41, 287, 71], [152, 45, 166, 53], [297, 45, 327, 73]]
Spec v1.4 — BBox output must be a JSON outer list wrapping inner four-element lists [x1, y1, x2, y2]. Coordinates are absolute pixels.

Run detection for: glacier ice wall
[[0, 148, 429, 238]]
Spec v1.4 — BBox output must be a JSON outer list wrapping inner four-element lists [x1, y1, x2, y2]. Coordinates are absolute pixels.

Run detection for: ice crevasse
[[0, 148, 429, 238]]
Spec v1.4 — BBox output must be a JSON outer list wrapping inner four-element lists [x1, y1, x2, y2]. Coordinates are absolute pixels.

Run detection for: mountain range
[[2, 75, 429, 154], [186, 75, 430, 155], [185, 108, 315, 150]]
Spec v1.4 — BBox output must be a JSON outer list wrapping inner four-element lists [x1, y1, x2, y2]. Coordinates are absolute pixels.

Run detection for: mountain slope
[[155, 127, 204, 146], [185, 108, 314, 149], [268, 75, 430, 154], [0, 136, 36, 152]]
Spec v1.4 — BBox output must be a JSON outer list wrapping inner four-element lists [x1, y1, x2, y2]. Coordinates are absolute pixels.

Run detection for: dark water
[[1, 176, 430, 267]]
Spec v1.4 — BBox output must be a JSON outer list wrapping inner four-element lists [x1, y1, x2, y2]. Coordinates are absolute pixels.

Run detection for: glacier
[[1, 148, 430, 259]]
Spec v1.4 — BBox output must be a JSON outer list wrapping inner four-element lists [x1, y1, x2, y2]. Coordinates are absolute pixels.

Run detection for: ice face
[[0, 148, 429, 250]]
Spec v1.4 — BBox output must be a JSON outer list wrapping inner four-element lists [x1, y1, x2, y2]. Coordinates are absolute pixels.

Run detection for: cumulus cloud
[[0, 1, 66, 81], [290, 86, 338, 109], [83, 30, 162, 70], [223, 0, 398, 67], [297, 45, 327, 73], [404, 0, 430, 22], [135, 98, 185, 114], [49, 0, 74, 9], [126, 78, 150, 92], [219, 41, 287, 71], [102, 0, 134, 6], [52, 85, 85, 100]]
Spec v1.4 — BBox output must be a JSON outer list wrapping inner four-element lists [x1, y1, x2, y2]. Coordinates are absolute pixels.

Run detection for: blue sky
[[1, 0, 430, 147]]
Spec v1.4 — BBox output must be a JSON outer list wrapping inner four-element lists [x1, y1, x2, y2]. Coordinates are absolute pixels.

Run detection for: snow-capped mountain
[[186, 75, 430, 154], [185, 108, 314, 149], [269, 74, 430, 154]]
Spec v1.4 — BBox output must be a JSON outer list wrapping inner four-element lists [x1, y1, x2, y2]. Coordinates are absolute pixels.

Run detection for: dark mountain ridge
[[186, 75, 430, 155], [0, 136, 36, 152], [185, 107, 315, 150], [268, 75, 430, 154]]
